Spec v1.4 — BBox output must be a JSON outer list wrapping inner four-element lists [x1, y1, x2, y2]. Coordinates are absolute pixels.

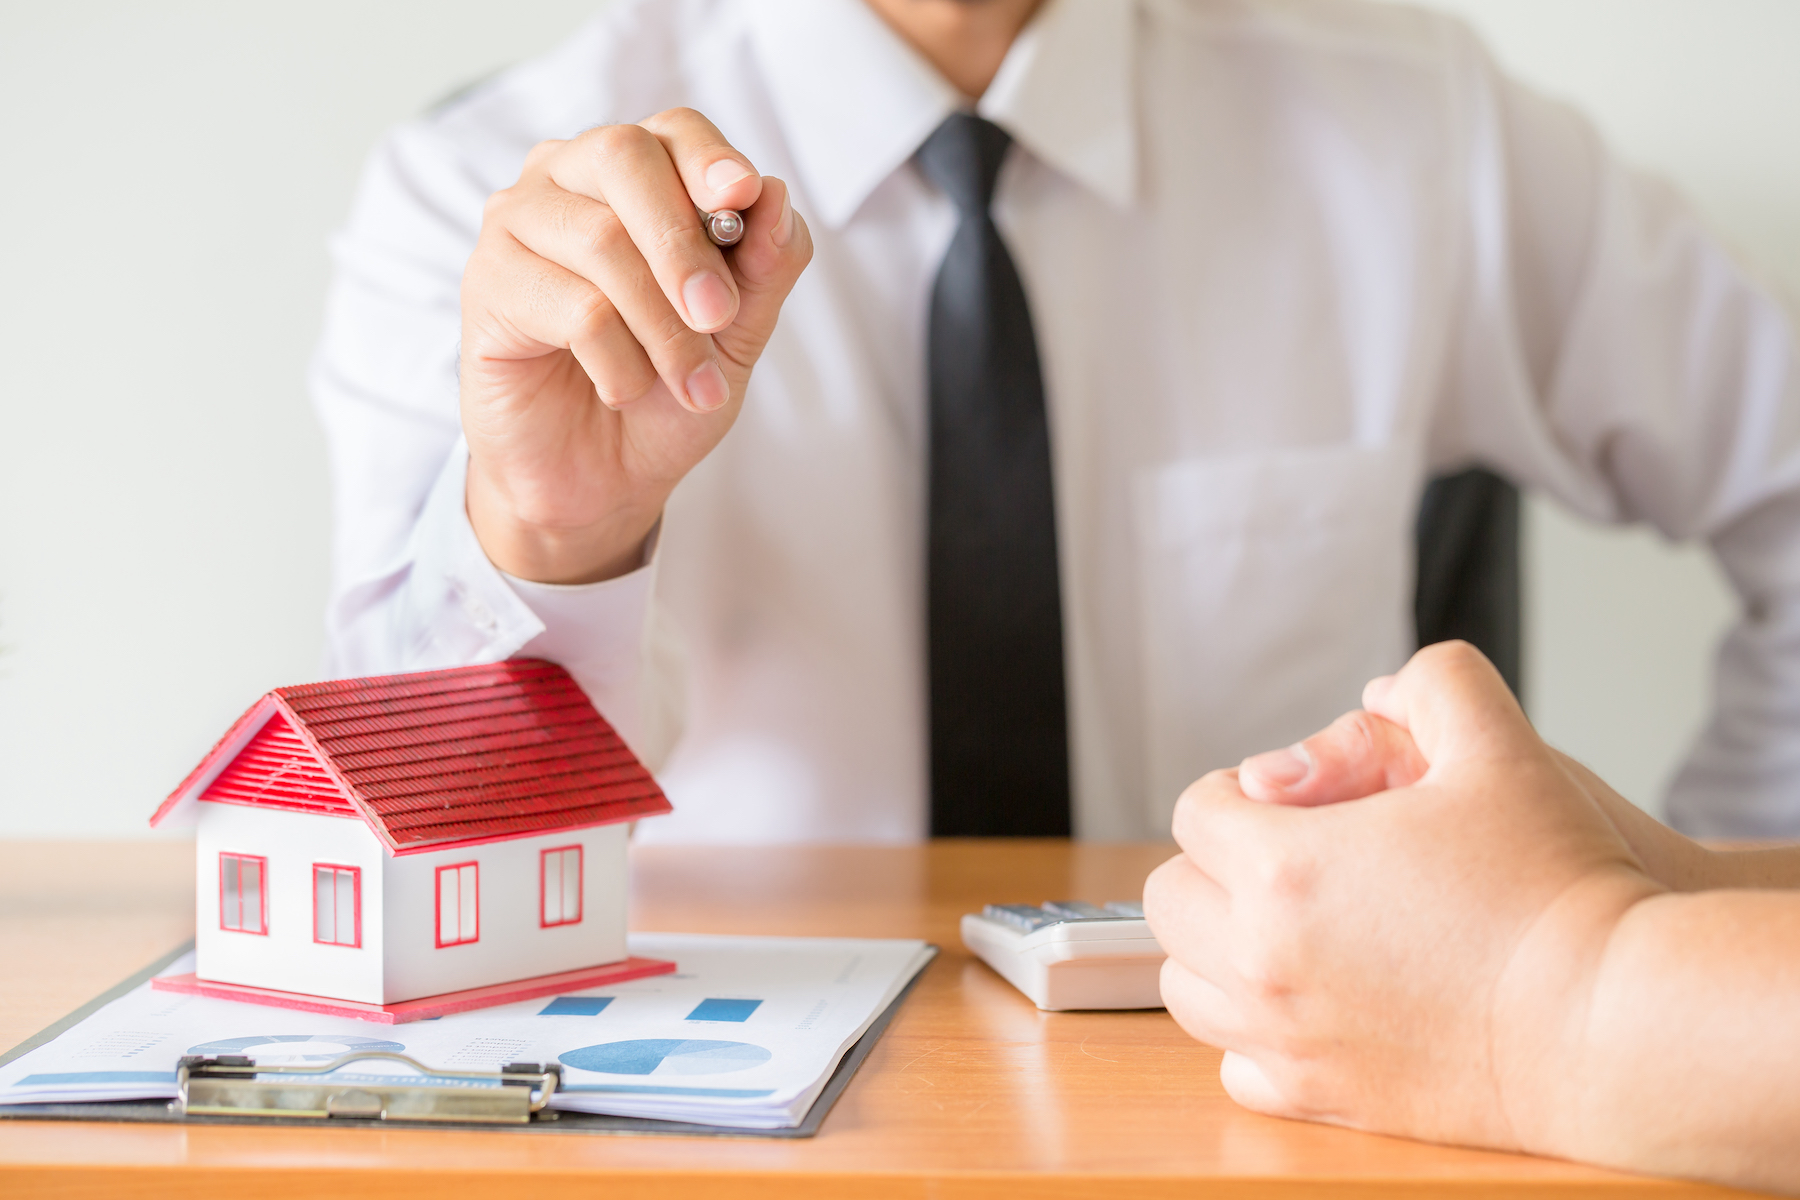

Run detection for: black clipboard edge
[[0, 942, 938, 1139]]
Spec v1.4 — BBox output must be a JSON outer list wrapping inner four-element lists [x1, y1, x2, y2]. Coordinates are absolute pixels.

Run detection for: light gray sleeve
[[1434, 26, 1800, 834]]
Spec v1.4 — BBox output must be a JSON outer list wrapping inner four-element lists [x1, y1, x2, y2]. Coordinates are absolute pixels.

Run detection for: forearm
[[1549, 890, 1800, 1193], [1703, 843, 1800, 887], [1558, 752, 1800, 890]]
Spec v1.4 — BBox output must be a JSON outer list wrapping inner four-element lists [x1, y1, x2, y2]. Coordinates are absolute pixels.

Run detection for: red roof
[[152, 660, 671, 854]]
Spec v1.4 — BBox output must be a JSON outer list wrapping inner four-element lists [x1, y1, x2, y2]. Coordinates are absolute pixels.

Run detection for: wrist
[[465, 457, 661, 584], [1489, 867, 1665, 1159]]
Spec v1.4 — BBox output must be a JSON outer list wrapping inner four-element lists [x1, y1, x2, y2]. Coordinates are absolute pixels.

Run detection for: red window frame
[[539, 844, 584, 928], [218, 852, 269, 935], [434, 861, 480, 948], [312, 863, 362, 948]]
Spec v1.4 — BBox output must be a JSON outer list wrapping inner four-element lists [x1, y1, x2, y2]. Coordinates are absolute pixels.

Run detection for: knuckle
[[1424, 638, 1483, 670], [1158, 964, 1214, 1038], [583, 206, 634, 257], [1233, 932, 1300, 1007], [1169, 769, 1227, 838], [569, 289, 620, 341], [1175, 770, 1220, 812], [644, 219, 697, 262], [522, 138, 564, 169], [593, 368, 656, 409], [481, 186, 517, 222], [1236, 955, 1291, 1006], [1158, 954, 1192, 1001], [1333, 710, 1385, 756], [1140, 857, 1182, 928], [648, 320, 709, 368], [586, 121, 652, 166], [464, 227, 516, 288], [1255, 845, 1317, 904]]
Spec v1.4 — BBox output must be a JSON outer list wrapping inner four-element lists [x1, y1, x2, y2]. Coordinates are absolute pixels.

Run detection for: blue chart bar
[[539, 996, 614, 1017], [685, 998, 762, 1022]]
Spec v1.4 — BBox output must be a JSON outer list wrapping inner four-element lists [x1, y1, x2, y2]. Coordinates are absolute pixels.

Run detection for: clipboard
[[0, 941, 935, 1139]]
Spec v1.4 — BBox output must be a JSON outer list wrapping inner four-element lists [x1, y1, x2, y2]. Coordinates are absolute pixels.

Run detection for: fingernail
[[685, 359, 729, 412], [682, 270, 734, 330], [1243, 744, 1312, 790], [705, 159, 753, 195], [771, 190, 795, 247]]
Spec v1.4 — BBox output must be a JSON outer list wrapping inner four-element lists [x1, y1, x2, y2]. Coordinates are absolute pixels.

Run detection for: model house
[[148, 659, 675, 1021]]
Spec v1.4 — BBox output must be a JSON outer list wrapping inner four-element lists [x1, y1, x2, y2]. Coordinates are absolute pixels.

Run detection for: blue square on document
[[539, 995, 613, 1017], [685, 998, 762, 1022]]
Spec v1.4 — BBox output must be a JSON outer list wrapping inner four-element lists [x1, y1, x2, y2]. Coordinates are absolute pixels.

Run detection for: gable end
[[198, 712, 358, 817]]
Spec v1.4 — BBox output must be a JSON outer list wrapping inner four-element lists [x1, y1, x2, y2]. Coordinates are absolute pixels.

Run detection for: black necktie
[[917, 114, 1071, 837]]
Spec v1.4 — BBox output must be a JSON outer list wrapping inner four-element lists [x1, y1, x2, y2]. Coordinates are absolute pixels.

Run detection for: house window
[[436, 862, 479, 947], [219, 853, 267, 935], [313, 864, 361, 948], [541, 845, 583, 927]]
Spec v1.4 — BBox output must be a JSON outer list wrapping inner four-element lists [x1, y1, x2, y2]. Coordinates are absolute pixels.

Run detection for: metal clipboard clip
[[175, 1051, 563, 1124]]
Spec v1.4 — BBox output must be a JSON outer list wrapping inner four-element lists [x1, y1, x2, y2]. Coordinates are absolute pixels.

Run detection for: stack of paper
[[0, 933, 935, 1130]]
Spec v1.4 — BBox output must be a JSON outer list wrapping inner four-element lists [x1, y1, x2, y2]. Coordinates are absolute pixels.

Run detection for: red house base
[[152, 956, 678, 1024]]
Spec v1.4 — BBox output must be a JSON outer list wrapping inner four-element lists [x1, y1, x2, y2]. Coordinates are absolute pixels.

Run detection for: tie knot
[[916, 113, 1013, 217]]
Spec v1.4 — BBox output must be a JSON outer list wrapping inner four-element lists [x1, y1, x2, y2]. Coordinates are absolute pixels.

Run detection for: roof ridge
[[280, 676, 576, 723], [306, 706, 601, 760], [294, 692, 593, 740], [276, 659, 565, 704]]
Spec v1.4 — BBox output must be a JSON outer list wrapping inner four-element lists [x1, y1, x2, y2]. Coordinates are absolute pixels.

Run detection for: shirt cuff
[[393, 438, 659, 753], [392, 437, 545, 668], [504, 560, 658, 757]]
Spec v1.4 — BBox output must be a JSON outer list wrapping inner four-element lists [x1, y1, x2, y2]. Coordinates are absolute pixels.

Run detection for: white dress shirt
[[312, 0, 1800, 841]]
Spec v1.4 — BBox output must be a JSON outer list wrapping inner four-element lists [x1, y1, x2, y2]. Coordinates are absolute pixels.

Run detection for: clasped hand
[[1144, 642, 1663, 1155]]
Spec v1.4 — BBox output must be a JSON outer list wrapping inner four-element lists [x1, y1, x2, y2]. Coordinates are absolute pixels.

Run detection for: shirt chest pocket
[[1131, 442, 1423, 823]]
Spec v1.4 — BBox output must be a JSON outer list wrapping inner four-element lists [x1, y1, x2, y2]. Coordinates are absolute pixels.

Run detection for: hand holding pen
[[457, 106, 812, 587]]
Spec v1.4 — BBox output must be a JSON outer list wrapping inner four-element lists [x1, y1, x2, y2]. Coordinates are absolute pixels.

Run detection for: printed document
[[0, 933, 934, 1129]]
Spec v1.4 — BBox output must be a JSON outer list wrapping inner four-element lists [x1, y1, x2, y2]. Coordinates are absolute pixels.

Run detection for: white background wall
[[1, 1, 1796, 837]]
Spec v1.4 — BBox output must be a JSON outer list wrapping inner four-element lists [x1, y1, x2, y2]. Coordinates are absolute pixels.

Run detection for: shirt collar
[[748, 0, 1138, 229]]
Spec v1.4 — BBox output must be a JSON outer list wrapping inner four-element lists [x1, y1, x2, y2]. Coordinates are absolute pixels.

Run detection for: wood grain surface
[[0, 839, 1758, 1198]]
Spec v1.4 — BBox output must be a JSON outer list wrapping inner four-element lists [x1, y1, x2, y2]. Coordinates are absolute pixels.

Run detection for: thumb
[[713, 176, 812, 377], [1361, 640, 1535, 768], [1240, 709, 1428, 806]]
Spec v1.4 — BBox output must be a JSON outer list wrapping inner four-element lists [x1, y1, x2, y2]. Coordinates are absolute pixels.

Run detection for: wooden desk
[[0, 840, 1748, 1198]]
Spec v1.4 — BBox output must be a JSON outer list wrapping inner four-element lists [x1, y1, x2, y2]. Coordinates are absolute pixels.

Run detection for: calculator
[[960, 900, 1167, 1011]]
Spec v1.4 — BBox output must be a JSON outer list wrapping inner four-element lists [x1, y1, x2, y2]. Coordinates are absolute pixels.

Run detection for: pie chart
[[560, 1039, 771, 1077]]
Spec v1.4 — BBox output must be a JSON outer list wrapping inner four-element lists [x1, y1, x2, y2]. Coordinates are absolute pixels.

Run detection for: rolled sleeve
[[326, 439, 544, 674]]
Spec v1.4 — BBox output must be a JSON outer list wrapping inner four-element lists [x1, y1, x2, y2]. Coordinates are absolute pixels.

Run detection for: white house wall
[[195, 804, 386, 1003], [383, 824, 629, 1004]]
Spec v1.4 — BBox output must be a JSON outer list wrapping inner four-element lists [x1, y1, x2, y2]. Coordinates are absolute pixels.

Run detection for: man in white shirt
[[313, 0, 1800, 843]]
